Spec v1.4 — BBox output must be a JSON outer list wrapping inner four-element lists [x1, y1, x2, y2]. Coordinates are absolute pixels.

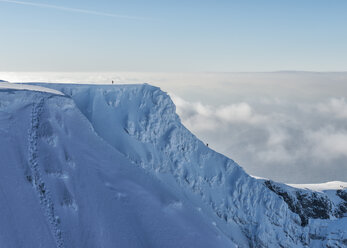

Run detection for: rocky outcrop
[[265, 180, 347, 227]]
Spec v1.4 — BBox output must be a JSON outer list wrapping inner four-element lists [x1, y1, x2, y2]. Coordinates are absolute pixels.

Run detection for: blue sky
[[1, 0, 347, 71]]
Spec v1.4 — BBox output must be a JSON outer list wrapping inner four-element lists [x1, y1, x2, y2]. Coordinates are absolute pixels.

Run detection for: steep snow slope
[[1, 82, 346, 247], [0, 87, 236, 248], [32, 83, 346, 247]]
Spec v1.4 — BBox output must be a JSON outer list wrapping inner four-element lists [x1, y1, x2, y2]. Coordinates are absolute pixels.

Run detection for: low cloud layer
[[172, 96, 267, 131], [173, 95, 347, 183], [1, 71, 346, 183]]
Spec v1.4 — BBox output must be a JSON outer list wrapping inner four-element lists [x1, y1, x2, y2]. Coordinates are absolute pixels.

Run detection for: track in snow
[[27, 96, 64, 248]]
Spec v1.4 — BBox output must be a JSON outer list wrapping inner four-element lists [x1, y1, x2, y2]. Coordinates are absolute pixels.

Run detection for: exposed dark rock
[[337, 189, 347, 201], [265, 180, 332, 226], [335, 189, 347, 217]]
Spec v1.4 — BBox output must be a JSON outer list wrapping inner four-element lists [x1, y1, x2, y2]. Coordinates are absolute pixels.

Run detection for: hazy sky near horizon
[[1, 0, 347, 72], [1, 71, 347, 184]]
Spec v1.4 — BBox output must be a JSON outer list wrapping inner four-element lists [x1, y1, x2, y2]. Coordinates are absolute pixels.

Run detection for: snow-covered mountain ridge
[[0, 81, 346, 247]]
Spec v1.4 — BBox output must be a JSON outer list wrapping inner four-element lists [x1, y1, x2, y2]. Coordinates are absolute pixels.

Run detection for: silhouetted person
[[112, 80, 114, 84]]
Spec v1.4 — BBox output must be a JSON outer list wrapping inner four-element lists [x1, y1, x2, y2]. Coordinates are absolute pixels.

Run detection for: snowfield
[[0, 81, 63, 95], [0, 81, 346, 247], [289, 181, 347, 192]]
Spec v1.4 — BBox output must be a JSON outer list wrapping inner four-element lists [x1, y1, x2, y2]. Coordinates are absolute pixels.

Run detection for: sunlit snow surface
[[0, 81, 345, 247], [0, 81, 63, 95], [289, 181, 347, 192]]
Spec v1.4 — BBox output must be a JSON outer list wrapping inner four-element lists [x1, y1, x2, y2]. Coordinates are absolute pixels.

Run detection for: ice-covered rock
[[264, 180, 347, 224]]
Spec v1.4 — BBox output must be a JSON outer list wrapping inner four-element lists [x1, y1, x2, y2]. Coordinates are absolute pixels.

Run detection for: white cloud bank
[[172, 95, 267, 131], [171, 94, 347, 183], [317, 98, 347, 120]]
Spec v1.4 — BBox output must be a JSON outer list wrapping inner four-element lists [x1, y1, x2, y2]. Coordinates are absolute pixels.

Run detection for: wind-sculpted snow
[[0, 83, 346, 247], [0, 87, 235, 248], [33, 82, 345, 247]]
